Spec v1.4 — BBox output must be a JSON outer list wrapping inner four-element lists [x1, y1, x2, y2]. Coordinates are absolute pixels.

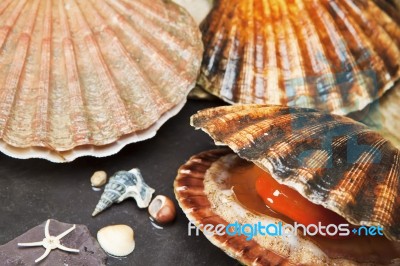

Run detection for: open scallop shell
[[191, 105, 400, 241], [0, 0, 202, 162], [199, 0, 400, 115], [175, 149, 400, 265]]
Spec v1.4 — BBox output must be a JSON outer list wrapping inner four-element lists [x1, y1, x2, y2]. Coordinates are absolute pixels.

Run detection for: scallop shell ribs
[[0, 0, 203, 162], [191, 105, 400, 241], [199, 0, 400, 115], [175, 149, 400, 265]]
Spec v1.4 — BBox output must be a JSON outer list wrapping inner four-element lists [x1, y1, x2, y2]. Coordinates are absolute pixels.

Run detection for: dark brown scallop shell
[[191, 105, 400, 241], [199, 0, 400, 115]]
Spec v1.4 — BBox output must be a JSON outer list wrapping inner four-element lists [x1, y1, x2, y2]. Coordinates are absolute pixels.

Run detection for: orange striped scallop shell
[[199, 0, 400, 115]]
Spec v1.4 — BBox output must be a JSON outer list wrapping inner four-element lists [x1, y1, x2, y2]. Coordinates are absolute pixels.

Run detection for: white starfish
[[17, 219, 80, 263]]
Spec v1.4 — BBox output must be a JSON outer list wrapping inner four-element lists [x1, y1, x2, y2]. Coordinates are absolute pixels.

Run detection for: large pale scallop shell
[[199, 0, 400, 115], [175, 149, 400, 265], [191, 105, 400, 241], [171, 0, 216, 101], [0, 0, 203, 162]]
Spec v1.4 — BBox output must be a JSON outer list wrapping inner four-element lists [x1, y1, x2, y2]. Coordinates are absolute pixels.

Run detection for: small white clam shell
[[90, 171, 107, 187], [97, 225, 135, 257]]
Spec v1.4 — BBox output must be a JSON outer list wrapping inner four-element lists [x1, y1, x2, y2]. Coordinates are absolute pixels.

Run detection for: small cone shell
[[92, 169, 154, 216], [92, 190, 117, 217]]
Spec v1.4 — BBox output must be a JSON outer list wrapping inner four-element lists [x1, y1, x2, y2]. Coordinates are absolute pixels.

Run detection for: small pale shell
[[91, 171, 107, 187], [97, 225, 135, 257]]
